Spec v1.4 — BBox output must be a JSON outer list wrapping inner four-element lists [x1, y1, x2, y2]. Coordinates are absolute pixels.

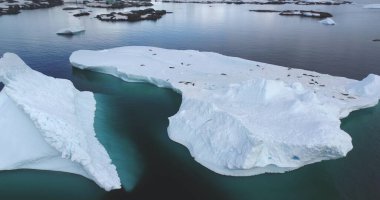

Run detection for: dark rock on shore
[[0, 5, 20, 15], [161, 0, 351, 5], [295, 0, 351, 5], [21, 0, 63, 10], [249, 9, 281, 13], [96, 8, 167, 22], [63, 6, 84, 10], [86, 0, 153, 9], [1, 0, 63, 16], [280, 10, 333, 18], [251, 9, 333, 19], [73, 11, 90, 17]]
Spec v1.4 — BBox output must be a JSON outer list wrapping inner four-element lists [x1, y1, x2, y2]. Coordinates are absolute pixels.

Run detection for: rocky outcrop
[[96, 8, 168, 22], [161, 0, 351, 5], [73, 11, 90, 17], [0, 5, 20, 15], [62, 6, 84, 10], [250, 9, 333, 19], [0, 0, 63, 16], [86, 0, 153, 9], [280, 10, 332, 18]]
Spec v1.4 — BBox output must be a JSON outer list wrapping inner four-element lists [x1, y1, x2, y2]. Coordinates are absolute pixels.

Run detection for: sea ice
[[70, 46, 380, 176], [0, 53, 121, 191]]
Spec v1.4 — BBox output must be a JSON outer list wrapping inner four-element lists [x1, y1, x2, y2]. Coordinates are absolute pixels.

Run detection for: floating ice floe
[[319, 18, 336, 25], [56, 26, 85, 35], [70, 46, 380, 176], [0, 53, 121, 191]]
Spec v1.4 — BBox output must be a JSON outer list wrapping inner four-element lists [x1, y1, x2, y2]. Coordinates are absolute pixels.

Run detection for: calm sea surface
[[0, 1, 379, 199]]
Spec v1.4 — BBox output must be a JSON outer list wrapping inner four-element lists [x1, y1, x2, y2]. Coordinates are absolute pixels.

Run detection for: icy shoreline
[[70, 46, 380, 176], [0, 53, 121, 191]]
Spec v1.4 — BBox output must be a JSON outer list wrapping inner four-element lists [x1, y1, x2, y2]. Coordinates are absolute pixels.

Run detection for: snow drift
[[70, 46, 380, 176], [0, 53, 120, 191]]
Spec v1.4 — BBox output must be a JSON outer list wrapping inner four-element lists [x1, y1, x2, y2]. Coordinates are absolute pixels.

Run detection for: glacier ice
[[70, 46, 380, 176], [0, 53, 121, 191]]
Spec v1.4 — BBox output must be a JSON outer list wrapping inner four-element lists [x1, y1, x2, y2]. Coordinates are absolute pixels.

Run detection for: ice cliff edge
[[70, 46, 380, 176], [0, 53, 121, 191]]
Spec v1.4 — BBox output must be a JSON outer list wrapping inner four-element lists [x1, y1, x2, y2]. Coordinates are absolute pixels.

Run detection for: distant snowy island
[[0, 53, 121, 191], [0, 0, 63, 16], [158, 0, 351, 5], [70, 46, 380, 176], [363, 4, 380, 9]]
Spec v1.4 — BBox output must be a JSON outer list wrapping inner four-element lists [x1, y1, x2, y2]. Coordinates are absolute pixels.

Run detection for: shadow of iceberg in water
[[72, 68, 146, 192]]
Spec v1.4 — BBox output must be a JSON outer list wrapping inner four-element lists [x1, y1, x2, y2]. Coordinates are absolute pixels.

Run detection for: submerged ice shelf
[[0, 53, 121, 191], [70, 46, 380, 176], [56, 26, 85, 36]]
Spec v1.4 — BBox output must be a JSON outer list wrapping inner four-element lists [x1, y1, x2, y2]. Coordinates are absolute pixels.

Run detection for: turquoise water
[[0, 2, 380, 200], [3, 69, 379, 200]]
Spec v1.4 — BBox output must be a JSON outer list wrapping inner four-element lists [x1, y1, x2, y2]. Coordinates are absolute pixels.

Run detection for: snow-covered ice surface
[[0, 53, 121, 191], [363, 4, 380, 9], [56, 26, 85, 35], [70, 46, 380, 176], [319, 18, 336, 25]]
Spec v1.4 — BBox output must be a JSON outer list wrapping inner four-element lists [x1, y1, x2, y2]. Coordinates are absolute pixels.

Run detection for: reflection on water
[[0, 169, 105, 200], [93, 94, 144, 192], [0, 3, 379, 80]]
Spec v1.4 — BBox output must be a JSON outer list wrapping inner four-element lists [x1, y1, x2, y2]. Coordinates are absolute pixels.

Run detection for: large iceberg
[[0, 53, 121, 191], [70, 46, 380, 176]]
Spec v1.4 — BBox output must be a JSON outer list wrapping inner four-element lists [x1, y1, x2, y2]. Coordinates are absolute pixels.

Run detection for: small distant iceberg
[[363, 4, 380, 9], [57, 15, 85, 35], [0, 53, 121, 191], [319, 18, 336, 25], [56, 26, 85, 35], [70, 46, 380, 177]]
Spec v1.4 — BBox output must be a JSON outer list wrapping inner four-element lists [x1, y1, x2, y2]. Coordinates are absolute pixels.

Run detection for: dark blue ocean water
[[0, 2, 380, 200]]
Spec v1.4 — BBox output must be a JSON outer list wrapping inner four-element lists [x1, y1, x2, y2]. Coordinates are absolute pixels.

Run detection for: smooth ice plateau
[[0, 53, 121, 191], [70, 46, 380, 176]]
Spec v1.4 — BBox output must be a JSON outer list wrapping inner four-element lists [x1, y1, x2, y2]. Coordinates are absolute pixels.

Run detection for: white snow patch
[[114, 13, 128, 20], [69, 46, 380, 176], [0, 53, 121, 191]]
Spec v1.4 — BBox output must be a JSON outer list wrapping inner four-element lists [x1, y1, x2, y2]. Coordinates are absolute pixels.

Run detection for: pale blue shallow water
[[0, 2, 380, 199]]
